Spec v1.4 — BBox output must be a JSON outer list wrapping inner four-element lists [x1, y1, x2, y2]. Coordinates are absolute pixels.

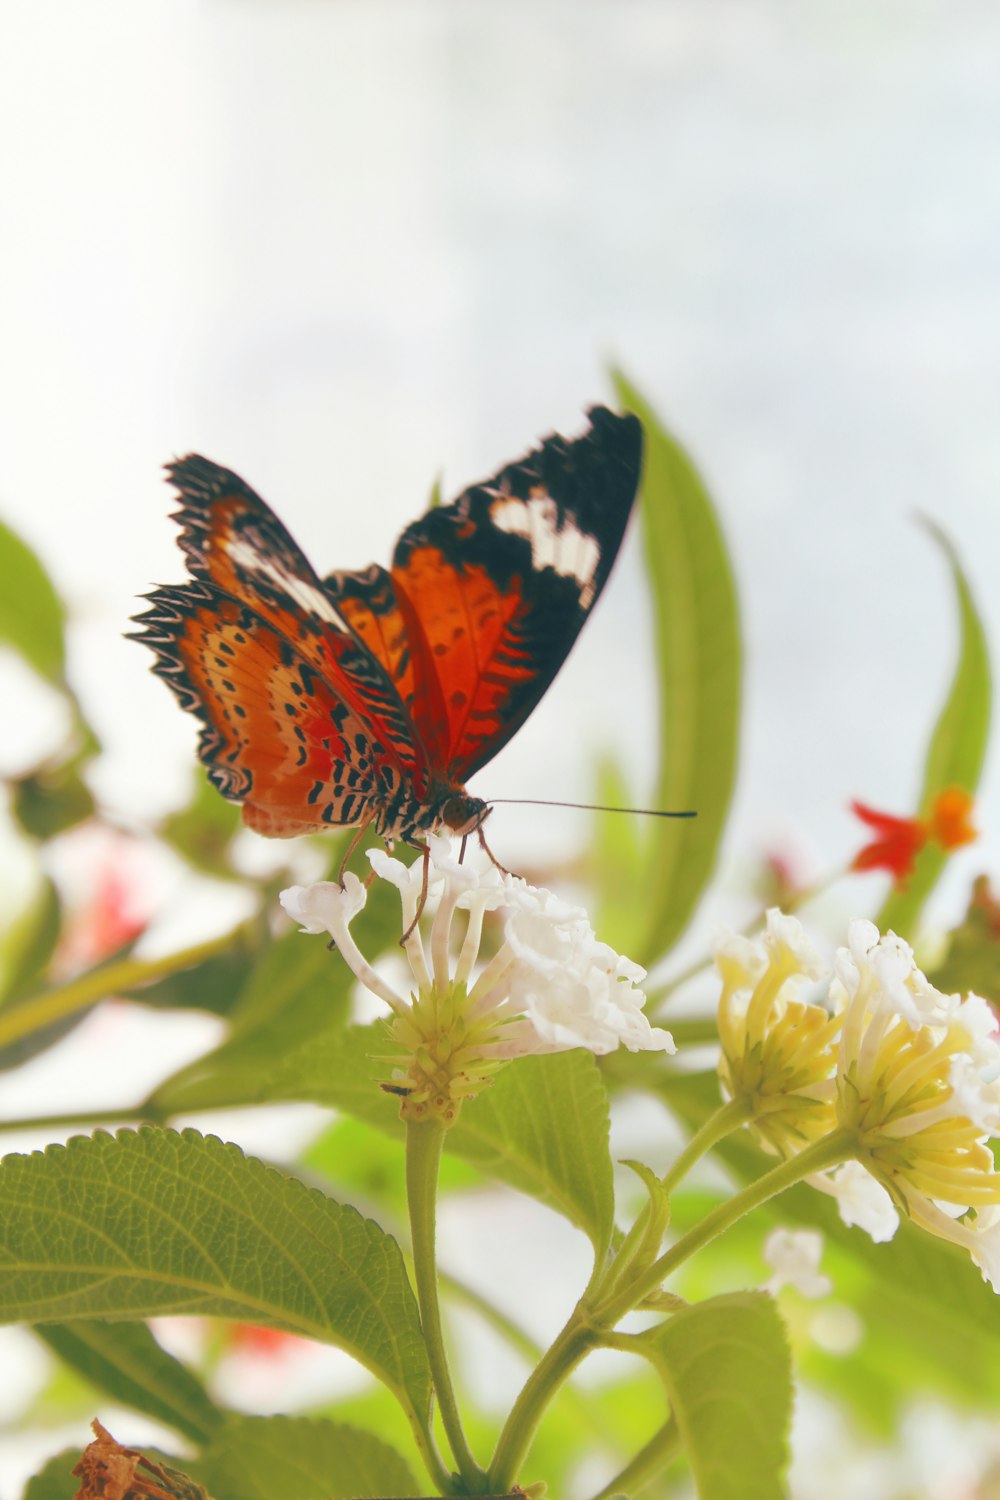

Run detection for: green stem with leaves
[[489, 1129, 855, 1492], [406, 1118, 486, 1494]]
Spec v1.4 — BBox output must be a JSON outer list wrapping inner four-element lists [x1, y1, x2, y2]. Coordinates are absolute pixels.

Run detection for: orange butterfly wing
[[133, 580, 403, 836], [132, 459, 429, 837], [163, 457, 429, 791]]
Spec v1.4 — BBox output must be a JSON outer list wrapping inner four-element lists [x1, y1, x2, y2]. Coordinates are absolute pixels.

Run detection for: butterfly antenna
[[486, 798, 697, 818]]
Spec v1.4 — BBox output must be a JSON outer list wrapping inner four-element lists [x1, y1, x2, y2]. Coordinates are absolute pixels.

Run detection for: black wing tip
[[581, 404, 643, 466], [163, 453, 251, 503]]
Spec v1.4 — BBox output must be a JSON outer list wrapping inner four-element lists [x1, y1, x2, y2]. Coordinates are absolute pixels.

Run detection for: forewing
[[164, 456, 427, 787], [131, 581, 395, 836], [359, 406, 642, 781]]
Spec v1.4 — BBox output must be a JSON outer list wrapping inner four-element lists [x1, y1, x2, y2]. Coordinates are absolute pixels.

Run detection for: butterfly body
[[132, 407, 642, 844]]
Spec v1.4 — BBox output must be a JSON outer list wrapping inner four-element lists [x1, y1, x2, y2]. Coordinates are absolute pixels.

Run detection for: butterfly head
[[438, 791, 491, 838]]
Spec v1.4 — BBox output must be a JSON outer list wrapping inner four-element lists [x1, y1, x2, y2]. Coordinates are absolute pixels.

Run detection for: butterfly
[[131, 405, 643, 850]]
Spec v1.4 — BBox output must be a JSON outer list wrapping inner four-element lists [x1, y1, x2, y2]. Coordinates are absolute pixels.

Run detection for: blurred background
[[2, 3, 1000, 1496]]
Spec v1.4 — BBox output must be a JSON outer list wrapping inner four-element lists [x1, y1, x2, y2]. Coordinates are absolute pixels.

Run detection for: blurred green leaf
[[0, 1128, 432, 1426], [926, 874, 1000, 1004], [592, 755, 644, 948], [612, 372, 742, 966], [878, 522, 991, 939], [187, 1415, 420, 1500], [160, 769, 243, 880], [11, 762, 95, 840], [0, 515, 67, 686], [34, 1320, 224, 1445], [23, 1449, 81, 1500], [0, 874, 61, 1006], [125, 946, 258, 1017], [637, 1292, 791, 1500]]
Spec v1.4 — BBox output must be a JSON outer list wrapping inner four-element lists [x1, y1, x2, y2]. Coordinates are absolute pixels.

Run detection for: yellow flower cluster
[[715, 912, 1000, 1289]]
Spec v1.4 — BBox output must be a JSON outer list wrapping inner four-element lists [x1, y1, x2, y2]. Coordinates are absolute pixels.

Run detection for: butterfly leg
[[399, 843, 431, 946], [477, 825, 514, 878], [337, 811, 376, 886]]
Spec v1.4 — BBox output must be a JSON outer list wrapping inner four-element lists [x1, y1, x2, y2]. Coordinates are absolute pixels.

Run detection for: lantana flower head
[[822, 918, 1000, 1287], [281, 836, 673, 1123], [714, 907, 1000, 1292], [715, 909, 840, 1156]]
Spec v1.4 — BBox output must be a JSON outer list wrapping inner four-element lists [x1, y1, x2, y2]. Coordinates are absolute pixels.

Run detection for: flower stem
[[406, 1118, 485, 1493], [0, 925, 250, 1052], [594, 1098, 751, 1305], [0, 1106, 165, 1136], [588, 1416, 681, 1500], [660, 1097, 752, 1195], [594, 1129, 855, 1324], [488, 1312, 597, 1493]]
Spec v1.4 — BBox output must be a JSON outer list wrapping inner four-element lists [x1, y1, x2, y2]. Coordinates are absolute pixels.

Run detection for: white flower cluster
[[281, 835, 673, 1067]]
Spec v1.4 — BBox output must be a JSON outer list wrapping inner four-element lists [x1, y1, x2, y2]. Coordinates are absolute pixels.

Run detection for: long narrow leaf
[[878, 522, 991, 938], [612, 372, 742, 964]]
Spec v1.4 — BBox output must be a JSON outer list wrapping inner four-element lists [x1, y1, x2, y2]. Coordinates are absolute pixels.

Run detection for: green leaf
[[0, 875, 61, 1007], [0, 515, 67, 685], [878, 522, 991, 939], [452, 1051, 615, 1259], [160, 769, 243, 880], [11, 761, 95, 840], [279, 1027, 615, 1256], [0, 1129, 431, 1430], [591, 756, 645, 953], [188, 1415, 420, 1500], [125, 947, 258, 1017], [638, 1292, 791, 1500], [611, 371, 742, 965], [34, 1319, 224, 1445], [927, 874, 1000, 1004], [23, 1449, 80, 1500]]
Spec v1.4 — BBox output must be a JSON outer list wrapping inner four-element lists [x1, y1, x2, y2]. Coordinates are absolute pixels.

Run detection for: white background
[[2, 4, 1000, 1497]]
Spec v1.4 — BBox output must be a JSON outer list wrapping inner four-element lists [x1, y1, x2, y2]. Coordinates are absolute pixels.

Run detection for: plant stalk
[[0, 926, 248, 1051], [406, 1118, 485, 1493]]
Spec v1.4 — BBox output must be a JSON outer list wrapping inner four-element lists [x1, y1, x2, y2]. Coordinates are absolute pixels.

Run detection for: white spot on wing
[[226, 536, 349, 629], [488, 489, 601, 607]]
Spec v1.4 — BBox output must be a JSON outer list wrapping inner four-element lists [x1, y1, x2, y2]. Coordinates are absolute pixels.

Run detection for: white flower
[[813, 1161, 900, 1243], [763, 1228, 832, 1298], [763, 908, 826, 981], [280, 840, 672, 1120], [506, 929, 674, 1057], [280, 875, 366, 934]]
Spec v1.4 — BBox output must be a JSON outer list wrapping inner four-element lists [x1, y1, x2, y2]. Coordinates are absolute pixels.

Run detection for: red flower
[[850, 802, 927, 882], [850, 788, 978, 886]]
